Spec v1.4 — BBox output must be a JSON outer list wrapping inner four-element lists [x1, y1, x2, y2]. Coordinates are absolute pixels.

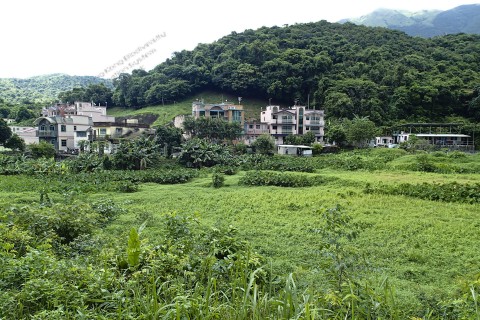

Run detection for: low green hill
[[0, 74, 113, 105]]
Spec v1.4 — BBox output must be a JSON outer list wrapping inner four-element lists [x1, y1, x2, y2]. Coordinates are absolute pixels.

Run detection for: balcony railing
[[306, 120, 325, 126], [37, 130, 56, 137], [88, 133, 124, 141], [276, 119, 294, 124]]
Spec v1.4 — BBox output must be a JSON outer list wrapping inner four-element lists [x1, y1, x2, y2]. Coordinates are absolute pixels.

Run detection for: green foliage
[[239, 170, 331, 187], [183, 116, 243, 142], [154, 125, 183, 156], [241, 154, 316, 172], [312, 142, 323, 155], [116, 181, 139, 193], [399, 134, 435, 152], [325, 122, 347, 146], [0, 74, 112, 104], [14, 106, 36, 122], [365, 181, 480, 204], [212, 171, 225, 188], [111, 135, 157, 170], [344, 116, 379, 148], [313, 205, 362, 291], [178, 138, 236, 168], [0, 118, 12, 145], [4, 134, 26, 152], [28, 141, 56, 159], [127, 227, 141, 268], [58, 83, 113, 106], [252, 134, 275, 155], [284, 131, 317, 146]]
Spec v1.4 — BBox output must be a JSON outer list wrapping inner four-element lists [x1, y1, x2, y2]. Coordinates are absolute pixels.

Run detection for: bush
[[239, 171, 330, 187], [365, 181, 480, 204], [117, 181, 139, 193], [212, 171, 225, 188], [178, 138, 237, 168], [28, 141, 56, 159], [312, 143, 323, 155]]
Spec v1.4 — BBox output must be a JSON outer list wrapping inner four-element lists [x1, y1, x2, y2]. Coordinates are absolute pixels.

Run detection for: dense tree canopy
[[58, 83, 113, 106], [0, 74, 112, 105], [110, 21, 480, 125]]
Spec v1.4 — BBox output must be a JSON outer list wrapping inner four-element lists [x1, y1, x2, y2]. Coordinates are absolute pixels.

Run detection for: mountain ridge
[[341, 4, 480, 37]]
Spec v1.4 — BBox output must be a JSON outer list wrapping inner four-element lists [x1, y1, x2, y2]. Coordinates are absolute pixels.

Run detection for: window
[[61, 125, 66, 132], [50, 125, 55, 131], [256, 125, 260, 129], [74, 126, 77, 131], [249, 125, 253, 129], [100, 128, 107, 135], [272, 125, 277, 130], [116, 128, 123, 134], [40, 125, 46, 131], [76, 131, 87, 137], [61, 140, 67, 147]]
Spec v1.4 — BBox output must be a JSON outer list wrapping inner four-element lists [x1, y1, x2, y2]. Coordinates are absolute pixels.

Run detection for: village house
[[256, 105, 324, 145], [9, 126, 39, 145], [35, 102, 152, 153], [35, 114, 93, 152], [191, 100, 244, 126], [89, 119, 154, 154]]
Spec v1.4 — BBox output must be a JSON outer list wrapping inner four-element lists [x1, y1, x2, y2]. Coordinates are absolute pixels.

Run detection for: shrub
[[365, 181, 480, 204], [212, 171, 225, 188], [178, 138, 236, 168], [239, 171, 330, 187], [312, 143, 323, 155], [252, 134, 275, 155], [28, 141, 56, 159], [117, 181, 139, 193]]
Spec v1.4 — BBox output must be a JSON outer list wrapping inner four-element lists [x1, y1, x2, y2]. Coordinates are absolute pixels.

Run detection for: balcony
[[88, 133, 124, 141], [276, 119, 294, 124], [37, 130, 56, 137], [306, 120, 325, 126]]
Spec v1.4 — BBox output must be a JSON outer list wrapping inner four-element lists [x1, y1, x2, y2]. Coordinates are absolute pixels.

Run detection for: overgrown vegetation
[[2, 141, 480, 318]]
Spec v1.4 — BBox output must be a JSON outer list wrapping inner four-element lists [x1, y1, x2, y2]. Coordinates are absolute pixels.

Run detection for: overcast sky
[[1, 0, 478, 78]]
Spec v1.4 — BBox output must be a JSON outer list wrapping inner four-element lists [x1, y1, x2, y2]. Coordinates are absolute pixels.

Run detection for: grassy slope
[[107, 90, 269, 126], [93, 169, 480, 311]]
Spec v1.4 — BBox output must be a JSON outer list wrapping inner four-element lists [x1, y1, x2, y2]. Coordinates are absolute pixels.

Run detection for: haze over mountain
[[340, 4, 480, 37]]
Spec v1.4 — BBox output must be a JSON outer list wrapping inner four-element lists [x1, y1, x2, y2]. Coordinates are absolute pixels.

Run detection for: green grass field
[[2, 150, 480, 317], [98, 170, 479, 311]]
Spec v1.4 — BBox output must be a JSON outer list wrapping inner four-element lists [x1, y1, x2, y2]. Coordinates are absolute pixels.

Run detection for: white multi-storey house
[[253, 105, 324, 145]]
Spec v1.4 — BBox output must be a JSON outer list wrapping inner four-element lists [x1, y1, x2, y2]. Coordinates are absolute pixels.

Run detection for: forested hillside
[[0, 74, 113, 104], [112, 20, 480, 125]]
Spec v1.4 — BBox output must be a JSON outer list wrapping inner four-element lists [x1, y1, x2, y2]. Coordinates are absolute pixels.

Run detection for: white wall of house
[[9, 126, 39, 145], [259, 105, 325, 145]]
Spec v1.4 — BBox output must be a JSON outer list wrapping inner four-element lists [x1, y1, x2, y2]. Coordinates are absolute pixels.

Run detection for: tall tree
[[344, 116, 379, 148], [0, 119, 12, 144]]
